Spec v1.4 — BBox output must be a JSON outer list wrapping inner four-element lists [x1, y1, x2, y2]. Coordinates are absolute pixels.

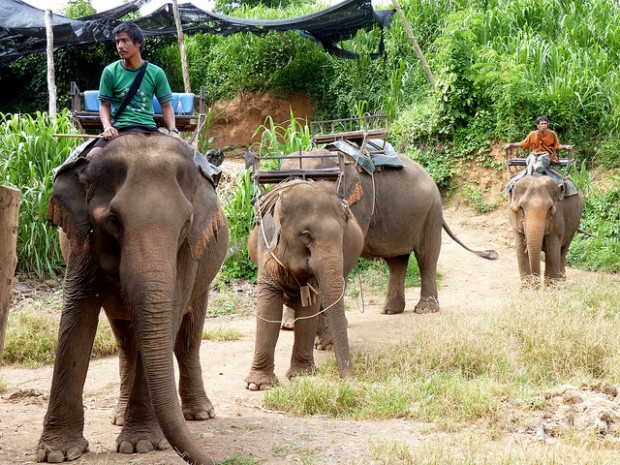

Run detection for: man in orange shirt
[[504, 116, 575, 192], [505, 115, 573, 169]]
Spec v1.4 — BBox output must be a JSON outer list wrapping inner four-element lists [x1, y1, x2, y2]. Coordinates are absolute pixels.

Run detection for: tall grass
[[567, 162, 620, 272], [0, 110, 79, 277]]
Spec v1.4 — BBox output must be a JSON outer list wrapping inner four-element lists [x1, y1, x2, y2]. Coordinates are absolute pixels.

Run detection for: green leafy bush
[[0, 111, 79, 277]]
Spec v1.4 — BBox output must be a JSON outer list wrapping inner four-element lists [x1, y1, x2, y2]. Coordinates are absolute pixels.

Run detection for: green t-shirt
[[98, 60, 173, 128]]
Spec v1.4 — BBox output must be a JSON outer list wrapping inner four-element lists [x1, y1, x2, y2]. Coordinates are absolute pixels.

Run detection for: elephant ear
[[268, 198, 281, 250], [46, 158, 91, 255], [188, 179, 227, 260], [508, 192, 523, 233]]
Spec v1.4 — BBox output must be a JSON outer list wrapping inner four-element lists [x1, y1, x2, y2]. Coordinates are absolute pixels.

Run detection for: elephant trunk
[[313, 253, 353, 378], [524, 212, 547, 279], [123, 242, 214, 465]]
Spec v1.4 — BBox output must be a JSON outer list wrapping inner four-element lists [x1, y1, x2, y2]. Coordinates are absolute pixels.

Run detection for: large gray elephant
[[38, 133, 229, 465], [508, 174, 584, 286], [281, 148, 497, 315], [245, 180, 364, 390]]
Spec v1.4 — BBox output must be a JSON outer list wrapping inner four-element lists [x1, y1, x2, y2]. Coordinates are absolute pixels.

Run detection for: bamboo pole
[[45, 9, 57, 120], [390, 0, 436, 88], [0, 186, 20, 368], [172, 0, 191, 93]]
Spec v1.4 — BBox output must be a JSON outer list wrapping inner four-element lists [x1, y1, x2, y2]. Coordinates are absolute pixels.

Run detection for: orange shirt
[[519, 130, 561, 162]]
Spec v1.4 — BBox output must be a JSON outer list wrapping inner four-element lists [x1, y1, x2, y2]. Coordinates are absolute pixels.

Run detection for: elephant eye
[[300, 230, 313, 245], [104, 213, 123, 241]]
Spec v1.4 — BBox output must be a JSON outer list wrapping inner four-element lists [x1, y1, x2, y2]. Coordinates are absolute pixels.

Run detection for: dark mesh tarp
[[0, 0, 395, 66]]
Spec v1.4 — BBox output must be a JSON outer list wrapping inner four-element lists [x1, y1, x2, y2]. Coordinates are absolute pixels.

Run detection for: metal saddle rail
[[311, 115, 389, 156], [505, 148, 575, 177], [251, 150, 345, 187]]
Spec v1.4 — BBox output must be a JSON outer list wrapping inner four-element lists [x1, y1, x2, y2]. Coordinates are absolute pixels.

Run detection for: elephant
[[279, 148, 497, 315], [38, 132, 229, 465], [245, 180, 365, 390], [244, 147, 497, 389], [508, 174, 584, 286]]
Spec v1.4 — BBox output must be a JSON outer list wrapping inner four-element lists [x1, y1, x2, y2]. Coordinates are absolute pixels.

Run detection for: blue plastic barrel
[[177, 93, 195, 114], [84, 90, 100, 112]]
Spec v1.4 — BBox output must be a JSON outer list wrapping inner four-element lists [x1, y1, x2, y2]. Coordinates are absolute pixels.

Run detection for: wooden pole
[[172, 0, 191, 93], [45, 9, 57, 120], [390, 0, 436, 88], [0, 186, 21, 368]]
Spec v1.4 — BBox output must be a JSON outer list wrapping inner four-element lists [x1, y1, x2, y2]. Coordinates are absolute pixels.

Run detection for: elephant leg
[[281, 305, 295, 330], [515, 232, 534, 288], [175, 292, 215, 421], [314, 312, 333, 351], [117, 353, 168, 454], [413, 242, 440, 314], [544, 237, 563, 286], [381, 255, 409, 315], [107, 318, 136, 427], [245, 281, 284, 391], [287, 301, 319, 379], [37, 299, 100, 463]]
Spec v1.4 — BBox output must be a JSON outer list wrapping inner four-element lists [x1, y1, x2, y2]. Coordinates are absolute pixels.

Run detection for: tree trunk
[[45, 9, 57, 121], [390, 0, 436, 88], [0, 186, 20, 368], [172, 0, 191, 93]]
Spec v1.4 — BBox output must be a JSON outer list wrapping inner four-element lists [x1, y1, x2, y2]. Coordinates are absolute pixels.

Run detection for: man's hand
[[102, 126, 119, 140], [563, 145, 574, 151], [168, 129, 183, 140], [504, 143, 514, 151]]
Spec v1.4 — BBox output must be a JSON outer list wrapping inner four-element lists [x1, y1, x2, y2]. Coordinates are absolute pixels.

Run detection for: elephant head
[[247, 180, 364, 387], [508, 174, 569, 283], [42, 133, 227, 465]]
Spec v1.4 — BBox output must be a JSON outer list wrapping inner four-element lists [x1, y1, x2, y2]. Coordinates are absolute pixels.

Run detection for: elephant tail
[[442, 220, 499, 260], [577, 227, 598, 238]]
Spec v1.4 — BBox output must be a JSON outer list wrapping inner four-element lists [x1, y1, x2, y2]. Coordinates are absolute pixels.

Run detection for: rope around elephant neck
[[252, 281, 347, 325]]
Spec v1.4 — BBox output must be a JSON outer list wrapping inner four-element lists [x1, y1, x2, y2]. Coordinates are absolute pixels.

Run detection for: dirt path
[[0, 203, 605, 465]]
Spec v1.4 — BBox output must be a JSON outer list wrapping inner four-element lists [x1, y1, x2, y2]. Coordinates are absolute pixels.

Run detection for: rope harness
[[253, 178, 349, 325]]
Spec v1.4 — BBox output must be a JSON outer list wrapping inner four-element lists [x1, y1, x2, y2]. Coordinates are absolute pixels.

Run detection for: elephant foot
[[37, 434, 89, 463], [380, 297, 406, 315], [281, 306, 295, 330], [182, 397, 216, 421], [111, 401, 126, 426], [414, 296, 439, 314], [245, 371, 279, 391], [314, 334, 333, 351], [286, 362, 315, 379], [116, 425, 168, 454]]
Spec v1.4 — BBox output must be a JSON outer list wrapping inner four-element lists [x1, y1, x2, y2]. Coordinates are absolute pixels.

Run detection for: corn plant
[[220, 168, 259, 282], [0, 110, 80, 278]]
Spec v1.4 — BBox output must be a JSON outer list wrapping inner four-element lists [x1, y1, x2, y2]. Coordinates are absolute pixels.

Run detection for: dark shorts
[[92, 125, 160, 149]]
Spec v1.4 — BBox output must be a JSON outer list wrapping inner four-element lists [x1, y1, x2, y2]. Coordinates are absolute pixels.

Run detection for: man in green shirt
[[86, 21, 182, 159]]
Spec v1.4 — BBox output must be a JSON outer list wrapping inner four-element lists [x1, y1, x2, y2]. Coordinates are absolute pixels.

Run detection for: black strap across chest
[[112, 61, 149, 121]]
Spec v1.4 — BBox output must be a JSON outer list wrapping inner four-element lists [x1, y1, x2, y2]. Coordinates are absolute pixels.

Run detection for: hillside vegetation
[[1, 0, 619, 278]]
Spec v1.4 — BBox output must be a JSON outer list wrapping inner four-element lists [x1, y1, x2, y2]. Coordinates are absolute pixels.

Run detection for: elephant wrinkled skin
[[245, 181, 364, 390], [509, 174, 584, 286], [39, 133, 229, 465]]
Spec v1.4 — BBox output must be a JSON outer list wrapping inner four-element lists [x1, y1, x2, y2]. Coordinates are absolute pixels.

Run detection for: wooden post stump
[[0, 186, 20, 368]]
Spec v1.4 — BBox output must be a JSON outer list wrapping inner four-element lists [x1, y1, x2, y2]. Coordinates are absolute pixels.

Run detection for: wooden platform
[[311, 115, 389, 155]]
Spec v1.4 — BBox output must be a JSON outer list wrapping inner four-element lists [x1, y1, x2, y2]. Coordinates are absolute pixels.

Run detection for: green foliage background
[[1, 0, 619, 278]]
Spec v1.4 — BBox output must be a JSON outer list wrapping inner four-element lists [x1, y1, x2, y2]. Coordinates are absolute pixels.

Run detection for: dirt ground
[[2, 200, 619, 465]]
